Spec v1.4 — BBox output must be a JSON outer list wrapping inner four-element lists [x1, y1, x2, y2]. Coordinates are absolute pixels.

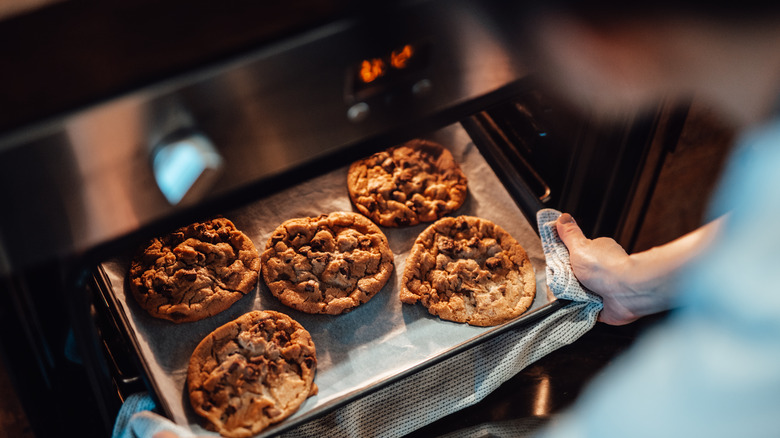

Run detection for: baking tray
[[97, 122, 559, 436]]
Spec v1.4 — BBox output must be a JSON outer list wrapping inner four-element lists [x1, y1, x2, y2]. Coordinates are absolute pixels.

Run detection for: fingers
[[556, 213, 588, 250]]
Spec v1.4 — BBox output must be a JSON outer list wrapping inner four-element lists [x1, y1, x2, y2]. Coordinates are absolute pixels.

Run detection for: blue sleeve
[[538, 119, 780, 438]]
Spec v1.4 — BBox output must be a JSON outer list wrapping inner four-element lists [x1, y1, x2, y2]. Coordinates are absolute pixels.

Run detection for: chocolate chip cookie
[[401, 216, 536, 326], [347, 139, 468, 227], [128, 218, 260, 323], [187, 310, 317, 438], [261, 212, 394, 315]]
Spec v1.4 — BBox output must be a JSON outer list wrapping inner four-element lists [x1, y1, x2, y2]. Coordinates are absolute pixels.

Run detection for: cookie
[[401, 216, 536, 326], [347, 139, 468, 227], [128, 218, 260, 323], [187, 310, 317, 438], [261, 212, 394, 315]]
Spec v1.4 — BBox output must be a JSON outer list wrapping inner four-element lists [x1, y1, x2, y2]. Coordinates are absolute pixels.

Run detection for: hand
[[555, 213, 639, 325], [555, 213, 725, 325]]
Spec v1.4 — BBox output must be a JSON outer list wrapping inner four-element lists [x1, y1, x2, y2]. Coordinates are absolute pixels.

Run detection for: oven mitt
[[111, 208, 602, 438]]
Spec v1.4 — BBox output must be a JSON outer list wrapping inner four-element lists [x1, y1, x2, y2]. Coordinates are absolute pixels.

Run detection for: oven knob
[[347, 102, 370, 123], [151, 131, 224, 205], [412, 78, 433, 97]]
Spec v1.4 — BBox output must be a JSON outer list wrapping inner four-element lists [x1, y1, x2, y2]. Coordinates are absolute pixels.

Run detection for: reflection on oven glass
[[152, 132, 223, 205]]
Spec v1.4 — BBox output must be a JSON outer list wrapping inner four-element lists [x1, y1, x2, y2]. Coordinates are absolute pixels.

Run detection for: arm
[[555, 213, 726, 325]]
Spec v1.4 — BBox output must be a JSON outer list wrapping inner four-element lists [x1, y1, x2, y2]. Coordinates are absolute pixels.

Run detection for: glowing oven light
[[358, 44, 417, 84], [390, 45, 414, 69], [360, 58, 386, 83]]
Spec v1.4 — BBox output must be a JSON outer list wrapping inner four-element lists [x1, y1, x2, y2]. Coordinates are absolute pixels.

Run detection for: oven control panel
[[345, 42, 432, 123]]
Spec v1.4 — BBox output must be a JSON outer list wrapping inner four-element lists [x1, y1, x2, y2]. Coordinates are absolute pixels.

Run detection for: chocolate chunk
[[393, 216, 411, 226], [264, 406, 282, 418]]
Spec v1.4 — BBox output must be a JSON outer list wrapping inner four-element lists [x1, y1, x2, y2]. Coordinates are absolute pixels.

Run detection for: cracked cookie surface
[[401, 216, 536, 326], [261, 212, 394, 315], [187, 310, 317, 438], [129, 218, 260, 323], [347, 139, 468, 227]]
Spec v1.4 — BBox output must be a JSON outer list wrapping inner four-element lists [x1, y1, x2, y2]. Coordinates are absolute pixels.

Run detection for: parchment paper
[[100, 122, 555, 436]]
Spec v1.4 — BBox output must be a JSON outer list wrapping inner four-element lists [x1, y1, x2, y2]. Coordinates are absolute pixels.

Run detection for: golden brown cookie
[[401, 216, 536, 326], [187, 310, 317, 438], [128, 218, 260, 323], [261, 212, 394, 315], [347, 139, 468, 227]]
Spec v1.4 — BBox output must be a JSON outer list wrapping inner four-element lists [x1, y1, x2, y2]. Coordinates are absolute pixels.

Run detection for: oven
[[0, 1, 689, 436]]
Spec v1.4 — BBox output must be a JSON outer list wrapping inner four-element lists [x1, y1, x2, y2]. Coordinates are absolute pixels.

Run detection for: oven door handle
[[469, 112, 551, 203], [462, 115, 548, 221]]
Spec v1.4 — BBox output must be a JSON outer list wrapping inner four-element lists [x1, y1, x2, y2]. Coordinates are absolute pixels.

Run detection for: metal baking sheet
[[98, 122, 557, 436]]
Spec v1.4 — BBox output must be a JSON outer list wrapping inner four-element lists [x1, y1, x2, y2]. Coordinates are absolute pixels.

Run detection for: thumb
[[556, 213, 588, 250]]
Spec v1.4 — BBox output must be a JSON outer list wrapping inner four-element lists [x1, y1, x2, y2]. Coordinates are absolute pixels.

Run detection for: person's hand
[[555, 212, 726, 325], [555, 213, 640, 325]]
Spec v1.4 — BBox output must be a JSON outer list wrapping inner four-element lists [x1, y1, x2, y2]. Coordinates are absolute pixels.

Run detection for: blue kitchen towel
[[112, 392, 194, 438], [536, 208, 604, 306]]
